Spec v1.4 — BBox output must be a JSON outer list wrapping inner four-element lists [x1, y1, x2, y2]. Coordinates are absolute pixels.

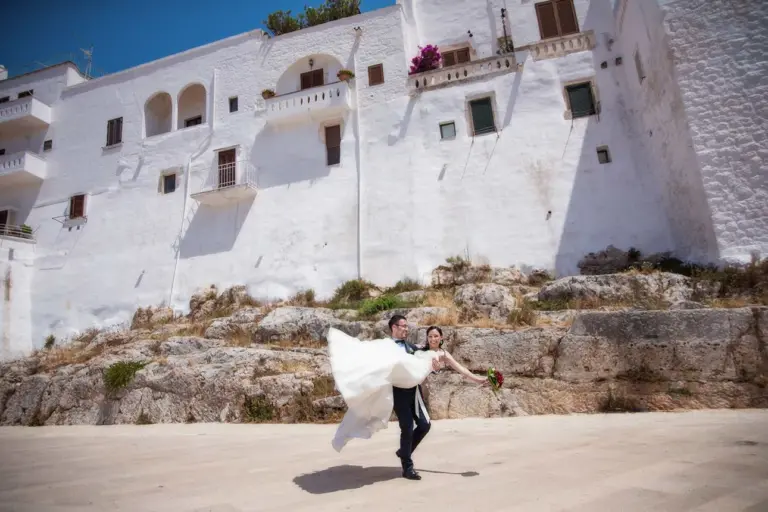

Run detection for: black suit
[[392, 339, 431, 472]]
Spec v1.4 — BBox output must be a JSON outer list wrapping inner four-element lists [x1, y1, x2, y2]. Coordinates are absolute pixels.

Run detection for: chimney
[[0, 65, 7, 81]]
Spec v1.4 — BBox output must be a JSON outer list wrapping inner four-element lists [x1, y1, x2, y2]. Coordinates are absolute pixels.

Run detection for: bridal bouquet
[[487, 367, 504, 393]]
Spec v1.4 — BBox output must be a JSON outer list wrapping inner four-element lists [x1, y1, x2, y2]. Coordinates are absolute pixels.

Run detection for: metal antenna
[[80, 46, 93, 78]]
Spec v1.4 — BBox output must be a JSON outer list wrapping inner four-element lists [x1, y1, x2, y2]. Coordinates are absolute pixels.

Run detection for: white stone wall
[[659, 0, 768, 263], [9, 0, 758, 357], [0, 241, 35, 361]]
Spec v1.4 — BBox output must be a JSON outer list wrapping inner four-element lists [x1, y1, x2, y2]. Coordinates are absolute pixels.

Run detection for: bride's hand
[[431, 358, 441, 372]]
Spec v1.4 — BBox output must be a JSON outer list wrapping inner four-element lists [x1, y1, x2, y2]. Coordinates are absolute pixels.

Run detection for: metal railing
[[196, 160, 258, 194], [0, 224, 35, 241]]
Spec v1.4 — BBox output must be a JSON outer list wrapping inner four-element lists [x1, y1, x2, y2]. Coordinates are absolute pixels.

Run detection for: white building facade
[[0, 0, 765, 357]]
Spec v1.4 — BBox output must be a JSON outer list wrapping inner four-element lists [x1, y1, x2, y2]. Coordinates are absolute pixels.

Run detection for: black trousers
[[393, 385, 431, 471]]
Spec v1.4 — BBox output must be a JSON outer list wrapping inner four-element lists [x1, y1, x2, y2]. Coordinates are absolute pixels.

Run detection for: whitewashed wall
[[4, 0, 761, 357], [658, 0, 768, 264], [0, 241, 35, 360]]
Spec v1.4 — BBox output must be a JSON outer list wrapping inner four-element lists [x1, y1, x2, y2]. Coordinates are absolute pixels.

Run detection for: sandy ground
[[0, 410, 767, 512]]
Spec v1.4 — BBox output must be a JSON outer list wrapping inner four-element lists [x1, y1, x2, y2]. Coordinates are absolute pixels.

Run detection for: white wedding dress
[[326, 327, 439, 452]]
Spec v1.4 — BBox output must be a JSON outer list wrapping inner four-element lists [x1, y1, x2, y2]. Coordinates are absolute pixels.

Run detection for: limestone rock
[[555, 308, 764, 384], [537, 272, 693, 306], [577, 245, 636, 275], [254, 307, 355, 343], [204, 307, 266, 339], [450, 327, 562, 378], [395, 290, 426, 302], [454, 283, 516, 321], [490, 267, 526, 286], [669, 300, 706, 310], [377, 307, 452, 325]]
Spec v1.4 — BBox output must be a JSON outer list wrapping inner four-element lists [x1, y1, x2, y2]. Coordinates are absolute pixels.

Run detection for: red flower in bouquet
[[487, 367, 504, 393]]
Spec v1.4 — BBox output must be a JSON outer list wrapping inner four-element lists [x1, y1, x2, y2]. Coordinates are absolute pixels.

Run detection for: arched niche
[[144, 92, 172, 137], [275, 54, 346, 96], [177, 83, 207, 129]]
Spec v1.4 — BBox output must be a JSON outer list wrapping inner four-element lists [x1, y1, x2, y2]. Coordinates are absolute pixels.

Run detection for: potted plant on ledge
[[261, 89, 276, 99], [337, 69, 355, 82]]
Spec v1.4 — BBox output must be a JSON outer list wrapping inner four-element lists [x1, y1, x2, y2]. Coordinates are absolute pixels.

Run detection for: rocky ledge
[[1, 259, 766, 427]]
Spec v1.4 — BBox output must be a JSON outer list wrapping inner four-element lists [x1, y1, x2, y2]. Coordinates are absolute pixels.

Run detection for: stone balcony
[[0, 151, 47, 185], [0, 97, 52, 137], [190, 160, 258, 206], [528, 30, 596, 62], [264, 82, 351, 123], [409, 55, 518, 92]]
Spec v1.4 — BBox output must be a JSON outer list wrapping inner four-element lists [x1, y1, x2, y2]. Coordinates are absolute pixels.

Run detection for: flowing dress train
[[326, 327, 437, 452]]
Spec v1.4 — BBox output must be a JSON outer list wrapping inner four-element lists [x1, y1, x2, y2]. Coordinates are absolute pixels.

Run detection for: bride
[[327, 323, 488, 453]]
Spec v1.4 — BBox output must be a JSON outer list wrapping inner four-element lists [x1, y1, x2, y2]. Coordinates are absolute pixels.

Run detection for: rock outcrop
[[2, 266, 766, 426]]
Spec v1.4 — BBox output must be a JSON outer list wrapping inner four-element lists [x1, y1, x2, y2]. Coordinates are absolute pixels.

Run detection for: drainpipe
[[352, 48, 363, 280]]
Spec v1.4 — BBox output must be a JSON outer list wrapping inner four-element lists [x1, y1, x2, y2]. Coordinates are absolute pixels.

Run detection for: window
[[300, 69, 324, 90], [106, 117, 123, 147], [440, 121, 456, 140], [535, 0, 579, 40], [18, 90, 33, 98], [162, 174, 177, 194], [325, 125, 341, 165], [597, 146, 611, 164], [229, 96, 238, 113], [0, 149, 5, 156], [69, 195, 86, 219], [0, 209, 8, 226], [368, 64, 385, 86], [634, 50, 646, 84], [442, 47, 471, 67], [0, 97, 8, 103], [565, 82, 596, 118], [468, 97, 496, 136], [43, 140, 53, 151], [185, 116, 202, 127]]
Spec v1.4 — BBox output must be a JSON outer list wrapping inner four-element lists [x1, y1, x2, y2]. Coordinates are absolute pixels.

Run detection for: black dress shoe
[[402, 468, 421, 480], [396, 449, 402, 459]]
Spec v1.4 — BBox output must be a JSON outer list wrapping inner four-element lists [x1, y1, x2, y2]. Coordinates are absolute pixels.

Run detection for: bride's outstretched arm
[[442, 351, 488, 385]]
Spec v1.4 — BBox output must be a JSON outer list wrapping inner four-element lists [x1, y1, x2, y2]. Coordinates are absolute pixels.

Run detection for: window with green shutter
[[469, 98, 496, 136], [565, 83, 596, 118]]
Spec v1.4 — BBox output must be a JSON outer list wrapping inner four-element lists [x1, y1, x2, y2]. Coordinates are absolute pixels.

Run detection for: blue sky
[[2, 0, 394, 79]]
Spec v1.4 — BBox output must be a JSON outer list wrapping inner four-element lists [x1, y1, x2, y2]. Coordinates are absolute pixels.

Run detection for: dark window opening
[[0, 149, 5, 156], [597, 146, 611, 164], [325, 125, 341, 166], [469, 98, 496, 136], [368, 64, 385, 86], [18, 90, 33, 98], [565, 82, 596, 118], [0, 97, 9, 103], [535, 0, 579, 40], [163, 174, 177, 194], [43, 140, 53, 151], [106, 117, 123, 146], [300, 69, 324, 90], [440, 122, 456, 139], [229, 97, 239, 113], [185, 116, 202, 127]]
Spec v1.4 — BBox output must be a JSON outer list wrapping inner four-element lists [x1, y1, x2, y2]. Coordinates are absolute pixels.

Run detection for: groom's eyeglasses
[[394, 323, 408, 329]]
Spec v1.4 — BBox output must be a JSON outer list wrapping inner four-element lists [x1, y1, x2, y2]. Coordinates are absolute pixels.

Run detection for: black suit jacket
[[393, 339, 420, 392]]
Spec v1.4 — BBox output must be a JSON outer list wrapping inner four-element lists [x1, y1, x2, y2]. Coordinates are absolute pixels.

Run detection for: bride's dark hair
[[424, 325, 444, 349]]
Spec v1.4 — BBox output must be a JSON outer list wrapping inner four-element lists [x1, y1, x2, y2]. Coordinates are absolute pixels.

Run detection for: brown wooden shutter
[[325, 125, 341, 165], [70, 195, 85, 219], [443, 51, 456, 67], [456, 48, 470, 64], [368, 64, 384, 86], [536, 2, 559, 39], [555, 0, 579, 35], [300, 72, 312, 90], [313, 69, 324, 86]]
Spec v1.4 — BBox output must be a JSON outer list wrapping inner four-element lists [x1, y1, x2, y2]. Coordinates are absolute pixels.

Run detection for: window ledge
[[102, 142, 123, 151], [62, 216, 88, 229]]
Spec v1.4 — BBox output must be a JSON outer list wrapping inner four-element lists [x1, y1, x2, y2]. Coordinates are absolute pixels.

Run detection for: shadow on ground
[[293, 465, 479, 494]]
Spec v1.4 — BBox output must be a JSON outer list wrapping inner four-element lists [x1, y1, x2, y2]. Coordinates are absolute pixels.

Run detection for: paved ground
[[1, 410, 767, 512]]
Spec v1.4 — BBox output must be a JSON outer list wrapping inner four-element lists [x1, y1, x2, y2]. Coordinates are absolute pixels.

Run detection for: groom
[[389, 314, 440, 481]]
